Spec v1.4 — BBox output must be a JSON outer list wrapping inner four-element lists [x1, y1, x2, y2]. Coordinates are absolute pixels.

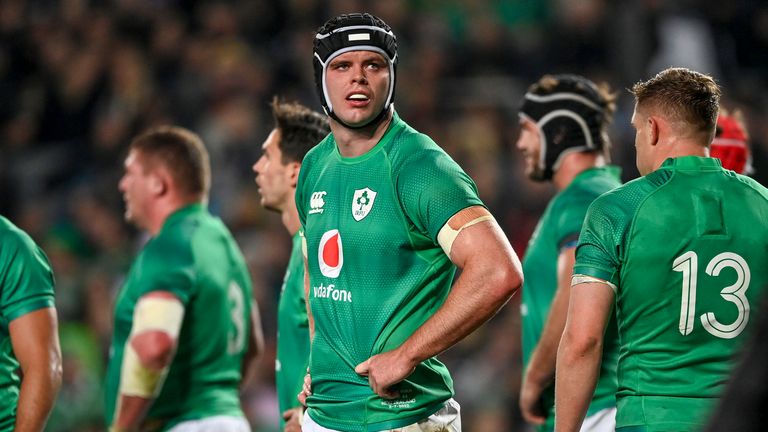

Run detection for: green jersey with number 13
[[574, 157, 768, 430]]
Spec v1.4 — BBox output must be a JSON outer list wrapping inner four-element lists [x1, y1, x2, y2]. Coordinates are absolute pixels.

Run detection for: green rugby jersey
[[296, 112, 483, 431], [521, 166, 621, 431], [276, 232, 310, 422], [105, 204, 253, 430], [0, 216, 55, 431], [574, 157, 768, 431]]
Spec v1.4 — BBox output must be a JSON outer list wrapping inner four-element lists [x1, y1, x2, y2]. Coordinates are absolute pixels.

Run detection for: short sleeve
[[135, 236, 196, 305], [573, 194, 626, 287], [396, 146, 484, 242], [0, 230, 55, 323]]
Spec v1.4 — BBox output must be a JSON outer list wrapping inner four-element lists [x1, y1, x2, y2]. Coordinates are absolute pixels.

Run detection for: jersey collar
[[572, 165, 621, 183], [334, 111, 404, 163], [162, 203, 206, 231], [660, 156, 722, 171]]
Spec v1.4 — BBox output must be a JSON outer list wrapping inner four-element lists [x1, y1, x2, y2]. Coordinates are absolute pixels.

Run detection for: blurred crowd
[[1, 0, 766, 430]]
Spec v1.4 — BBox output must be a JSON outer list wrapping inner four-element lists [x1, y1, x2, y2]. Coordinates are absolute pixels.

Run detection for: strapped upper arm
[[441, 206, 513, 271], [131, 291, 185, 338], [437, 206, 493, 258]]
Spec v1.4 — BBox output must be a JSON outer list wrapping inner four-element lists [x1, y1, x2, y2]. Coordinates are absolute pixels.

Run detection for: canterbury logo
[[309, 191, 327, 214]]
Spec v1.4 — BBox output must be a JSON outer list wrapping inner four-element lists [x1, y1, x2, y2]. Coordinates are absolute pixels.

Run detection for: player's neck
[[282, 192, 301, 236], [651, 139, 709, 172], [147, 196, 198, 236], [331, 110, 393, 158], [553, 152, 605, 191]]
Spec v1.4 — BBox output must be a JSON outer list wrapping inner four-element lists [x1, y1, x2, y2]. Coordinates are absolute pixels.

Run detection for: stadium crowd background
[[0, 0, 766, 430]]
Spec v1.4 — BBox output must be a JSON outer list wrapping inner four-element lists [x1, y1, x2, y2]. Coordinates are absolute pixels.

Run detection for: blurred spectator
[[0, 1, 766, 430], [711, 107, 751, 174]]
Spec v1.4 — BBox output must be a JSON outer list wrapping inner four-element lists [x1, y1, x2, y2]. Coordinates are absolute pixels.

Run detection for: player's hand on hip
[[354, 349, 416, 400], [519, 377, 547, 425], [297, 371, 312, 406]]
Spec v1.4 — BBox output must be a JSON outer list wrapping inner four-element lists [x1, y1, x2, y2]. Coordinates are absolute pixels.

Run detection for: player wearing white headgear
[[312, 13, 397, 130], [296, 12, 523, 432]]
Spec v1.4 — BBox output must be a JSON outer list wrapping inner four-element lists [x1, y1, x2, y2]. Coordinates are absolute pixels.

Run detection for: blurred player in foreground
[[106, 126, 263, 431]]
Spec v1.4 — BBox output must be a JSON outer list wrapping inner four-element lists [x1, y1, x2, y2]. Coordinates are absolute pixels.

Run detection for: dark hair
[[631, 67, 721, 142], [130, 126, 210, 200], [270, 97, 329, 164]]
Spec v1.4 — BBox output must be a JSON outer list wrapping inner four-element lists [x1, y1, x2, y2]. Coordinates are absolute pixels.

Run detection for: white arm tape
[[119, 296, 185, 398], [131, 296, 185, 337], [571, 274, 617, 293], [119, 342, 168, 398], [437, 215, 493, 257]]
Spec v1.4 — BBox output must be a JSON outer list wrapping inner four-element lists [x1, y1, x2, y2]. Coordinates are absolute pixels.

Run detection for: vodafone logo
[[318, 229, 343, 278]]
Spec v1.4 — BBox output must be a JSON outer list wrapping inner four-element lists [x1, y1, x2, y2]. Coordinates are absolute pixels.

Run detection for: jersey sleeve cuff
[[571, 265, 618, 288], [5, 296, 55, 323]]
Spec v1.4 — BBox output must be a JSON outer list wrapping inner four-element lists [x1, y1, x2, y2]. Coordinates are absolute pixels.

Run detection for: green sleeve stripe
[[5, 297, 55, 323]]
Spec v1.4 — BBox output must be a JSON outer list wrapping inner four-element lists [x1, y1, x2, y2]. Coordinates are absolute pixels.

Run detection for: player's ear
[[288, 161, 301, 188], [648, 116, 660, 147], [149, 171, 168, 196]]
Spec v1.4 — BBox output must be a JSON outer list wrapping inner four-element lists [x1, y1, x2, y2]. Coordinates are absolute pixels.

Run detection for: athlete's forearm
[[554, 280, 613, 432], [355, 257, 519, 400], [112, 395, 153, 431], [525, 288, 568, 387], [355, 213, 522, 399], [399, 219, 521, 364], [303, 257, 315, 342], [10, 308, 62, 432], [242, 302, 264, 388], [398, 254, 519, 365], [15, 365, 61, 432], [520, 295, 567, 426], [525, 248, 576, 388], [554, 329, 602, 432], [114, 294, 182, 430]]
